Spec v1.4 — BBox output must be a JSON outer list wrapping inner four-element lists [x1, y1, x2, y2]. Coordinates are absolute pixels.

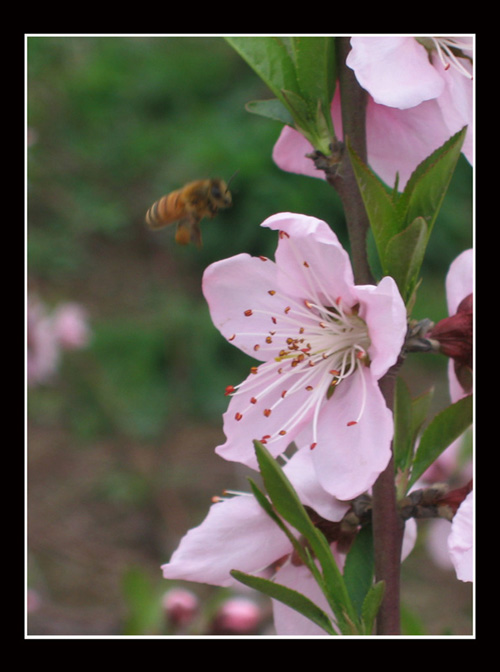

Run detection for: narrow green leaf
[[245, 98, 295, 126], [384, 216, 428, 301], [393, 377, 414, 472], [361, 581, 385, 635], [342, 524, 374, 618], [231, 570, 337, 635], [408, 394, 473, 489], [396, 127, 467, 236], [253, 441, 358, 631]]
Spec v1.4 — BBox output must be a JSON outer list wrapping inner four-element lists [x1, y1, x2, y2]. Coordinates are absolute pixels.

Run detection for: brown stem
[[371, 364, 405, 635], [327, 37, 373, 286]]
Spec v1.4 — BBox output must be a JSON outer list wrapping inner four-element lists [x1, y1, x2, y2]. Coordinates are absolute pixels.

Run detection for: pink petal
[[347, 36, 444, 109], [448, 490, 474, 582], [446, 249, 473, 316], [161, 494, 292, 587], [306, 367, 393, 500], [262, 213, 358, 307], [354, 276, 407, 380], [271, 561, 336, 635], [202, 253, 294, 361], [215, 357, 327, 468], [283, 449, 350, 522]]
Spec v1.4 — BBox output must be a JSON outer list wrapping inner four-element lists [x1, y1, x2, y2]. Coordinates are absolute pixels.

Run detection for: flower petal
[[354, 276, 407, 380], [161, 494, 292, 587], [262, 212, 358, 308], [347, 36, 445, 109], [202, 253, 296, 361], [216, 357, 327, 469], [448, 490, 473, 582], [305, 367, 393, 500], [283, 449, 350, 522]]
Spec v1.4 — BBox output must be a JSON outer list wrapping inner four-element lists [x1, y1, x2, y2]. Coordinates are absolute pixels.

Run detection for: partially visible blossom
[[428, 249, 473, 400], [273, 36, 473, 190], [211, 597, 262, 634], [162, 587, 199, 628], [202, 213, 407, 500], [448, 490, 473, 582], [162, 449, 415, 635]]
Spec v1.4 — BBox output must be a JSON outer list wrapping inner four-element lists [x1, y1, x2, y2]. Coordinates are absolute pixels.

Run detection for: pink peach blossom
[[273, 36, 473, 190], [202, 213, 407, 500]]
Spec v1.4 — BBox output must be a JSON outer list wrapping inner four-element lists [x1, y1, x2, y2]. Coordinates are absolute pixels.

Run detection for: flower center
[[416, 36, 473, 79], [226, 286, 372, 449]]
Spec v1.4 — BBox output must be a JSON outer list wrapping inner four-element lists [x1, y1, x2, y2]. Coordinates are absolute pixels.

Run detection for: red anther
[[268, 290, 276, 296], [261, 435, 271, 441], [228, 334, 236, 341], [253, 344, 260, 351], [303, 261, 310, 268], [281, 390, 287, 398], [347, 420, 357, 427], [244, 309, 253, 317], [250, 366, 258, 374], [235, 412, 243, 421], [310, 442, 317, 450], [304, 300, 313, 308], [329, 369, 340, 376], [250, 397, 257, 404], [279, 430, 287, 436], [279, 230, 290, 239], [225, 385, 236, 396], [284, 306, 291, 314], [272, 316, 277, 324], [264, 408, 272, 417], [259, 256, 268, 261], [265, 336, 273, 344], [306, 385, 313, 391]]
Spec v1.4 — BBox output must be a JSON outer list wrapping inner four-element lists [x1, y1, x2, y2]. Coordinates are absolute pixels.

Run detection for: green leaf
[[225, 37, 300, 109], [408, 394, 473, 489], [253, 441, 358, 632], [396, 127, 467, 234], [225, 36, 336, 155], [347, 140, 400, 267], [231, 570, 337, 635], [342, 524, 374, 618], [361, 581, 385, 635], [394, 379, 435, 474], [288, 36, 336, 123], [245, 98, 295, 126], [384, 216, 428, 301]]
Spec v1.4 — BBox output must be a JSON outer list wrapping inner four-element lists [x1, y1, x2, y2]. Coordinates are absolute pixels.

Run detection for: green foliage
[[348, 128, 467, 303], [225, 36, 337, 155]]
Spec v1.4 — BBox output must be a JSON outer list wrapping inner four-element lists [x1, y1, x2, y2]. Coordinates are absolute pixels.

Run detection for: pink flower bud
[[212, 597, 262, 634], [162, 588, 199, 628], [52, 303, 90, 350]]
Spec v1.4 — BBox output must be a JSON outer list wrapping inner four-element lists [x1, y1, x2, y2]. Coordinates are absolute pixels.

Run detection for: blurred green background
[[27, 35, 473, 636]]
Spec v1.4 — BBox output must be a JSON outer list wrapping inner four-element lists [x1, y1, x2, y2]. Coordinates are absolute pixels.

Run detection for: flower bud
[[162, 587, 199, 628], [211, 597, 262, 635], [428, 293, 472, 393]]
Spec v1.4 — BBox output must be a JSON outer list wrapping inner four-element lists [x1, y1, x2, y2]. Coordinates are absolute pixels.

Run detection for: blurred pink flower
[[162, 587, 199, 628], [52, 303, 90, 350], [273, 36, 473, 190], [212, 597, 262, 634], [27, 297, 91, 385], [202, 213, 407, 500]]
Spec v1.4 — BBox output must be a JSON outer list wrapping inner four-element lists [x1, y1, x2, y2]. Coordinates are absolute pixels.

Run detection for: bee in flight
[[145, 177, 234, 247]]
